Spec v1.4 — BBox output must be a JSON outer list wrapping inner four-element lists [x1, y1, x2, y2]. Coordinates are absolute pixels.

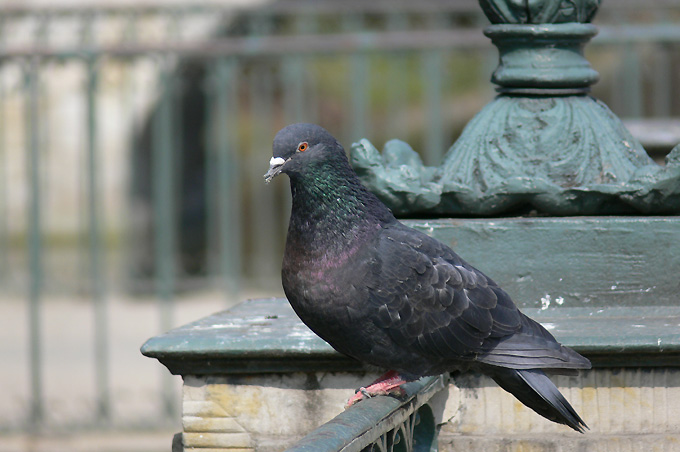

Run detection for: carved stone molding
[[479, 0, 601, 25]]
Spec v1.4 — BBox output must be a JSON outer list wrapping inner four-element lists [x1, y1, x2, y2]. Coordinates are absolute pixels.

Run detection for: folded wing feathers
[[373, 227, 588, 371]]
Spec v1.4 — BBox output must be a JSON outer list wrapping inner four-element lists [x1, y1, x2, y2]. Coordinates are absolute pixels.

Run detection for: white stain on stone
[[289, 329, 318, 338], [541, 295, 564, 310], [540, 295, 551, 310]]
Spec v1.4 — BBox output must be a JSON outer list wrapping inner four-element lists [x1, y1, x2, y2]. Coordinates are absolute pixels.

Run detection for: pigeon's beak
[[264, 156, 287, 183]]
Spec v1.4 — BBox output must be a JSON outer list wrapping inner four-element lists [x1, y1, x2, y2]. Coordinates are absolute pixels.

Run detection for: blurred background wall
[[0, 0, 679, 450]]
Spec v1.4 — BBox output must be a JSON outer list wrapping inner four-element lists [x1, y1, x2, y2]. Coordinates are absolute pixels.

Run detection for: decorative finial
[[479, 0, 601, 25], [480, 0, 602, 93]]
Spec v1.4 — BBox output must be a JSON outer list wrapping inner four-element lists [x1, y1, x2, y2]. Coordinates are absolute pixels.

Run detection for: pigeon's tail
[[490, 368, 588, 433]]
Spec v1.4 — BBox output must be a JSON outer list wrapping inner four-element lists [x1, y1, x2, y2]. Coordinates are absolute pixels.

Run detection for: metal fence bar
[[0, 16, 7, 282], [344, 14, 369, 141], [282, 56, 306, 124], [422, 50, 444, 165], [385, 13, 409, 140], [85, 56, 110, 422], [652, 44, 672, 117], [422, 15, 446, 165], [24, 57, 44, 426], [622, 44, 643, 118], [247, 66, 278, 286], [296, 12, 321, 124], [214, 58, 241, 296], [246, 13, 279, 287], [0, 60, 7, 282], [152, 57, 177, 417], [204, 64, 218, 281]]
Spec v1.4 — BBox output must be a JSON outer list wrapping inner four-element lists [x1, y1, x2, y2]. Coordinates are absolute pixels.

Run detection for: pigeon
[[264, 123, 591, 432]]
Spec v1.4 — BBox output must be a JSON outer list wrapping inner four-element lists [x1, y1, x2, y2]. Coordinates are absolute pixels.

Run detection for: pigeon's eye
[[297, 142, 308, 152]]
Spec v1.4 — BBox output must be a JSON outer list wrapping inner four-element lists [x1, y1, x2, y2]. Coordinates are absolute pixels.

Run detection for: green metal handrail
[[286, 375, 448, 452]]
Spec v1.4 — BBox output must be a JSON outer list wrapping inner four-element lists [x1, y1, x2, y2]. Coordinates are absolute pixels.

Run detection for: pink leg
[[345, 370, 410, 408]]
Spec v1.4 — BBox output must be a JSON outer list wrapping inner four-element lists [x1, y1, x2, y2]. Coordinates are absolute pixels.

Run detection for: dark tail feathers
[[491, 368, 588, 433]]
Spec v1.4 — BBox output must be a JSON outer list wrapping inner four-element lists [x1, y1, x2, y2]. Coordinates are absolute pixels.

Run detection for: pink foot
[[345, 370, 409, 408]]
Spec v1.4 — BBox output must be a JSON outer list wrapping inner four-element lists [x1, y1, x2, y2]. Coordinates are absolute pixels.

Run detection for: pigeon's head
[[264, 123, 344, 183]]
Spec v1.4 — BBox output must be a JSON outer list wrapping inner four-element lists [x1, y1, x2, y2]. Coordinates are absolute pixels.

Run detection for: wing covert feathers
[[371, 224, 590, 373]]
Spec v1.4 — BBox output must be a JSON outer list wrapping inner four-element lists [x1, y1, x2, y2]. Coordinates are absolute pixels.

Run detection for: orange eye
[[297, 142, 308, 152]]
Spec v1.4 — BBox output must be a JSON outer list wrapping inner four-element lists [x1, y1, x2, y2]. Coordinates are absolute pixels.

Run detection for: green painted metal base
[[142, 216, 680, 374], [141, 298, 680, 375], [351, 115, 680, 216], [407, 216, 680, 309]]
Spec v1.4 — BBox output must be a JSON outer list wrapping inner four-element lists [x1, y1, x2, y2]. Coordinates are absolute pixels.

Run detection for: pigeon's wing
[[367, 223, 589, 371]]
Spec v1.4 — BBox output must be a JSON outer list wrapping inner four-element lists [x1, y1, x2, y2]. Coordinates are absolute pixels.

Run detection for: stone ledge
[[143, 217, 680, 374], [142, 298, 680, 375]]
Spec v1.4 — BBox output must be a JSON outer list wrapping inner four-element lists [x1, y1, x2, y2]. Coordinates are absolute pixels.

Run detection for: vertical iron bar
[[282, 57, 305, 124], [122, 9, 139, 293], [215, 59, 241, 297], [422, 15, 446, 165], [86, 57, 110, 422], [153, 57, 176, 417], [284, 16, 309, 124], [301, 14, 320, 123], [385, 13, 408, 140], [344, 14, 369, 141], [422, 50, 444, 166], [0, 48, 7, 281], [626, 45, 642, 118], [78, 11, 95, 295], [619, 44, 642, 118], [652, 44, 671, 117], [25, 57, 44, 427], [248, 14, 278, 288], [204, 65, 218, 280], [609, 47, 622, 115], [0, 17, 7, 281]]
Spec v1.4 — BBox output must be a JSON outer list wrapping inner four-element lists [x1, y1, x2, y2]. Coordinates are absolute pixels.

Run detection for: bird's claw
[[359, 387, 372, 398]]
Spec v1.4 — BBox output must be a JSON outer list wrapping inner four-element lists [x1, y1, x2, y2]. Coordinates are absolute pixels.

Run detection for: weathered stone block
[[180, 372, 381, 451], [174, 368, 680, 451]]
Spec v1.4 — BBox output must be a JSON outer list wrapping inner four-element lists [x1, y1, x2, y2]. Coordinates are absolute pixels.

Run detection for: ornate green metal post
[[352, 0, 680, 216]]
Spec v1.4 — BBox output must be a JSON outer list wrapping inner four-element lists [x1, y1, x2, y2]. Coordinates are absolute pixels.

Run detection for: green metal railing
[[0, 0, 679, 434], [286, 375, 447, 452]]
